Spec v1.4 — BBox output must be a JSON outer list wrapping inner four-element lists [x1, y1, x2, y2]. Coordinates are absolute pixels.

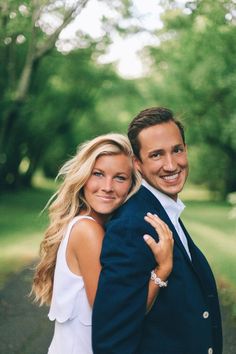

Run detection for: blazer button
[[208, 347, 213, 354], [203, 311, 209, 319]]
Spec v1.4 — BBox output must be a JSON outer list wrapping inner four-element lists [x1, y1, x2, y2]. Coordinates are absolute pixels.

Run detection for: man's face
[[135, 121, 189, 201]]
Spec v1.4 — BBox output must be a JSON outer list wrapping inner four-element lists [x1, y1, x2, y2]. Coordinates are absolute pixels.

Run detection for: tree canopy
[[0, 0, 143, 190], [1, 0, 235, 198], [144, 0, 236, 197]]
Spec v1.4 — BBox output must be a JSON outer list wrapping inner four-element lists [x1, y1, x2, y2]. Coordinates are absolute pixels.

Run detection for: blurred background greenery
[[0, 0, 236, 320]]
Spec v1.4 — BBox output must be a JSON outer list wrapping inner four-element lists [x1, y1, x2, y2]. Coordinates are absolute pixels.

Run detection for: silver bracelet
[[151, 270, 168, 288]]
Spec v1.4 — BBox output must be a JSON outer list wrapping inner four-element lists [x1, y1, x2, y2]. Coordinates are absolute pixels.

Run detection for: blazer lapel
[[179, 218, 203, 267], [140, 186, 193, 266], [179, 219, 213, 292], [141, 186, 215, 294], [158, 206, 193, 266]]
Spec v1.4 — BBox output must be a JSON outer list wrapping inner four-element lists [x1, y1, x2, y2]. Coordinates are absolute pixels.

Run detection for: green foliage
[[0, 188, 51, 286], [145, 0, 236, 197], [3, 0, 235, 199], [188, 145, 231, 198], [182, 198, 236, 299], [1, 186, 236, 304], [35, 49, 143, 177], [0, 0, 143, 190]]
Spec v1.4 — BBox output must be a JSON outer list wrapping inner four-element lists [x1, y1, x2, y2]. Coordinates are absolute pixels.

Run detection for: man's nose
[[163, 155, 177, 171]]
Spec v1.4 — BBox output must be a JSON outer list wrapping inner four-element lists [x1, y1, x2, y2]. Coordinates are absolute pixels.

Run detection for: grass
[[181, 198, 236, 315], [182, 200, 236, 280], [0, 183, 236, 303], [0, 187, 53, 287]]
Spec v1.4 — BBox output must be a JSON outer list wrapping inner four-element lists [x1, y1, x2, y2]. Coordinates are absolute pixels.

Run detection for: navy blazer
[[92, 186, 222, 354]]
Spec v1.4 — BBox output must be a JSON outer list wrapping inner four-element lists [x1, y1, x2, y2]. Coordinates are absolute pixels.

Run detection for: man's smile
[[161, 172, 180, 181]]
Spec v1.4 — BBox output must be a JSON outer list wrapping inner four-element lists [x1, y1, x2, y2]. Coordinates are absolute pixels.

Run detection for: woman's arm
[[66, 218, 104, 307], [143, 213, 174, 312], [68, 214, 173, 312]]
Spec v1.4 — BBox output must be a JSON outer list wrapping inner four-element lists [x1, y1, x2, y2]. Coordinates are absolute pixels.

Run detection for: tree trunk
[[0, 1, 88, 191]]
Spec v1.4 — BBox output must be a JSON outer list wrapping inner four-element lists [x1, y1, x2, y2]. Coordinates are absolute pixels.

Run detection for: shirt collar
[[142, 180, 185, 221]]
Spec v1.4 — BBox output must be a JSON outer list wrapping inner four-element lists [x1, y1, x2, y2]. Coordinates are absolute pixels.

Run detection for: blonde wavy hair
[[31, 133, 141, 306]]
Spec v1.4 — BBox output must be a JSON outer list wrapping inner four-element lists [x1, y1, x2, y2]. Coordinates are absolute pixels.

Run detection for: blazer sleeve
[[92, 216, 155, 354]]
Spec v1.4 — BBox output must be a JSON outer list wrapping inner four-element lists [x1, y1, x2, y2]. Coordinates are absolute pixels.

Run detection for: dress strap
[[67, 215, 95, 235]]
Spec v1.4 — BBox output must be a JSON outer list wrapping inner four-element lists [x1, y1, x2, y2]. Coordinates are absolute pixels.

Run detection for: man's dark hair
[[128, 107, 185, 160]]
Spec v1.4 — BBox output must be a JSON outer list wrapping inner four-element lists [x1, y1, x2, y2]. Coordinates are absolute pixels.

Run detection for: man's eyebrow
[[148, 149, 164, 155], [172, 144, 185, 148]]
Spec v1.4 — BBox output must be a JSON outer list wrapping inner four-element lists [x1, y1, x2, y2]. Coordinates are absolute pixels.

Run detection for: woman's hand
[[144, 212, 174, 280]]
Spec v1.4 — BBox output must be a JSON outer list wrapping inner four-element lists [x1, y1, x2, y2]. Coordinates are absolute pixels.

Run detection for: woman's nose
[[102, 178, 114, 192]]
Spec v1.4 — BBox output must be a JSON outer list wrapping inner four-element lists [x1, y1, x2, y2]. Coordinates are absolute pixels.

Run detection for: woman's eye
[[93, 171, 103, 177], [115, 176, 126, 181]]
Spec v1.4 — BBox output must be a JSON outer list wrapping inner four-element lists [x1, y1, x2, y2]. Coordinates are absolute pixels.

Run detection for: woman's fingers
[[144, 213, 174, 278], [145, 213, 169, 230], [143, 234, 156, 247], [144, 212, 173, 240], [143, 232, 173, 261], [143, 235, 160, 255]]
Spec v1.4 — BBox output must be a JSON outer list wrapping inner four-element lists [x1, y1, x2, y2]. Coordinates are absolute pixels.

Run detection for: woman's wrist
[[153, 266, 171, 281], [150, 270, 168, 288]]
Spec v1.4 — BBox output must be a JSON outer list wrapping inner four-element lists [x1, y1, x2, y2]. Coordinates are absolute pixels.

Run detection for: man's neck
[[141, 180, 178, 203]]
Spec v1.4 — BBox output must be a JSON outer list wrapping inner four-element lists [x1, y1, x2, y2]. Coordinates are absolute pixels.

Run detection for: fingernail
[[143, 235, 149, 241]]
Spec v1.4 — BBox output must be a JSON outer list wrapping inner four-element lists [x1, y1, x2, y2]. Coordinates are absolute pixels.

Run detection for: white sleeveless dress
[[48, 216, 94, 354]]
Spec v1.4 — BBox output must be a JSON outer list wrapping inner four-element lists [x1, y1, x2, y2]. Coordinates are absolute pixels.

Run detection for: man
[[92, 107, 222, 354]]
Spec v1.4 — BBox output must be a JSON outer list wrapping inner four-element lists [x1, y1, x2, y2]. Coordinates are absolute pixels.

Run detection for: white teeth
[[163, 173, 178, 181]]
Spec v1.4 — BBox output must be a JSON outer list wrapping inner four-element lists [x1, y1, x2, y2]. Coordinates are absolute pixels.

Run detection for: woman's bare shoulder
[[69, 217, 104, 247]]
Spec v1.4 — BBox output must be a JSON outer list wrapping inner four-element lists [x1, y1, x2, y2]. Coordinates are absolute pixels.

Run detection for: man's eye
[[150, 152, 161, 159], [174, 147, 184, 153]]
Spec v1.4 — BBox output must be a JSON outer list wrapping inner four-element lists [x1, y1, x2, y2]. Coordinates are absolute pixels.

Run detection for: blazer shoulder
[[114, 186, 163, 217]]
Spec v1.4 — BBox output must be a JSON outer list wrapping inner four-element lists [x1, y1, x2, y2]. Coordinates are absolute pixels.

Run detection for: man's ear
[[133, 155, 142, 173]]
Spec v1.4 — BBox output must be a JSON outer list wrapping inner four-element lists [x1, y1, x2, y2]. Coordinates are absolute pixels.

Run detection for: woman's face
[[83, 153, 133, 224]]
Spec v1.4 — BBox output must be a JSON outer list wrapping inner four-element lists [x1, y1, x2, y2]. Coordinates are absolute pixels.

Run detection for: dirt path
[[0, 267, 53, 354], [0, 266, 235, 354]]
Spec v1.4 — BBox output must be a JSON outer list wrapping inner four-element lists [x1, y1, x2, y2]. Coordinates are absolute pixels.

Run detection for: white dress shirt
[[142, 180, 192, 260]]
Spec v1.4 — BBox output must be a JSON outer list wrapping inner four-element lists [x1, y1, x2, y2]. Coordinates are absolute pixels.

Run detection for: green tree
[[0, 0, 141, 190], [36, 48, 141, 179], [0, 0, 90, 189], [146, 0, 236, 197]]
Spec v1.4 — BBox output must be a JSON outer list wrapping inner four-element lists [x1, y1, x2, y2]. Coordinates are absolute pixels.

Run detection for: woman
[[31, 133, 173, 354]]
